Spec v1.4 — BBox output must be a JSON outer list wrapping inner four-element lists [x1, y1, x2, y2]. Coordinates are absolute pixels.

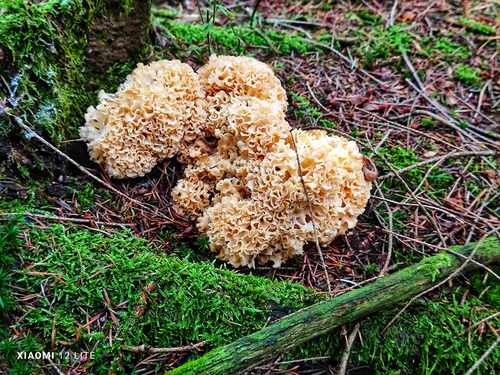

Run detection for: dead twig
[[306, 81, 333, 115], [387, 1, 398, 27], [464, 336, 500, 375], [380, 150, 497, 179], [475, 80, 490, 120], [289, 130, 333, 295], [374, 182, 393, 276], [12, 116, 176, 223], [122, 341, 205, 354], [460, 312, 500, 336], [336, 323, 360, 375], [0, 212, 132, 227]]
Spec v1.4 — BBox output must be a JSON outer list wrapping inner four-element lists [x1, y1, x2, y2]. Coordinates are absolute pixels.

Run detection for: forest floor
[[0, 1, 499, 374]]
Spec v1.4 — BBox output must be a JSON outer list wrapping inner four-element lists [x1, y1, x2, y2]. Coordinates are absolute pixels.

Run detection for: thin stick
[[289, 130, 332, 295], [375, 183, 393, 276], [464, 336, 499, 375], [277, 356, 330, 365], [474, 80, 489, 120], [451, 90, 498, 127], [0, 212, 132, 227], [250, 0, 263, 26], [13, 116, 175, 222], [401, 51, 426, 92], [374, 130, 392, 152], [122, 341, 205, 354], [380, 150, 496, 179], [306, 81, 332, 115], [388, 1, 398, 27], [460, 311, 500, 336], [336, 323, 360, 375], [266, 18, 324, 27]]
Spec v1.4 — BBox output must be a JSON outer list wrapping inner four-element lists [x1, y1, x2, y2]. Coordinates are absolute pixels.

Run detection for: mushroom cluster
[[80, 55, 373, 268]]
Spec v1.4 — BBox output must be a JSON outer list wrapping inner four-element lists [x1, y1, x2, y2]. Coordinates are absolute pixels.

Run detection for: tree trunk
[[86, 0, 151, 72], [168, 237, 500, 375]]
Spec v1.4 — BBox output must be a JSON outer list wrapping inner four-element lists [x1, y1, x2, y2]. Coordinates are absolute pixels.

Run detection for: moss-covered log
[[169, 237, 500, 375]]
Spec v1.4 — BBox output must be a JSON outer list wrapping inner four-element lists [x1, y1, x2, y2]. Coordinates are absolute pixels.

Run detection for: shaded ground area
[[1, 0, 499, 374]]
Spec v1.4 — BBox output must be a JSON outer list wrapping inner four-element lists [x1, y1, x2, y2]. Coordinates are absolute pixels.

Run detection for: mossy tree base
[[169, 237, 500, 375], [0, 0, 151, 143]]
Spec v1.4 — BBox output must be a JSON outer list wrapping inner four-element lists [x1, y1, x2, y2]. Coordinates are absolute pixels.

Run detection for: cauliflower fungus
[[80, 60, 207, 178], [81, 55, 373, 268]]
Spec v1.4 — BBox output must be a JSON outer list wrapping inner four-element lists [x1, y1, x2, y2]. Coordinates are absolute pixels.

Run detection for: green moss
[[378, 146, 416, 169], [75, 182, 95, 210], [350, 295, 499, 374], [157, 19, 315, 56], [421, 37, 471, 62], [290, 92, 323, 124], [318, 118, 336, 129], [2, 224, 498, 374], [1, 225, 317, 373], [352, 10, 383, 26], [421, 117, 437, 129], [454, 64, 482, 86], [0, 220, 20, 311], [357, 24, 412, 66], [459, 17, 496, 35]]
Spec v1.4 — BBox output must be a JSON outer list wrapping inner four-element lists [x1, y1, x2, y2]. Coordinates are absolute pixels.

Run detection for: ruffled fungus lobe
[[81, 55, 373, 268], [80, 60, 206, 178], [197, 129, 372, 268], [198, 55, 288, 110]]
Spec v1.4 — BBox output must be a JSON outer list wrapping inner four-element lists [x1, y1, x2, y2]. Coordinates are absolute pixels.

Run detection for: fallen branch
[[168, 237, 500, 375], [122, 341, 205, 354]]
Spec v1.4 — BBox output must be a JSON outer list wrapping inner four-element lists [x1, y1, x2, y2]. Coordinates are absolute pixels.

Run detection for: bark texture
[[86, 0, 151, 71]]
